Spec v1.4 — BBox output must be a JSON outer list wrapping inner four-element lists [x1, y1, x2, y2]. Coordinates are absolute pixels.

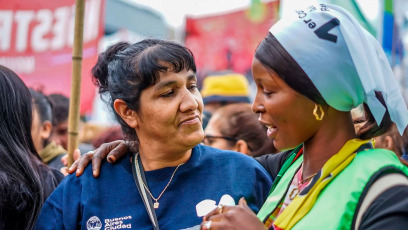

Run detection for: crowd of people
[[1, 2, 408, 230]]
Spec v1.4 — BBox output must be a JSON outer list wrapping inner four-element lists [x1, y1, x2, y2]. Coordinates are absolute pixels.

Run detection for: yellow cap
[[201, 73, 250, 104]]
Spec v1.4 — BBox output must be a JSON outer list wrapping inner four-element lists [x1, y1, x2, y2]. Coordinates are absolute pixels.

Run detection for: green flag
[[327, 0, 377, 36]]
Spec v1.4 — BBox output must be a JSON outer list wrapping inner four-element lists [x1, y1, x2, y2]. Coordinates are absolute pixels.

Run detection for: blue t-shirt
[[35, 145, 272, 230]]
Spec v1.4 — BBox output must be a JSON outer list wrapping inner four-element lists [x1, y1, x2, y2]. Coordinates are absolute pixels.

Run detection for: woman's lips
[[181, 117, 200, 125]]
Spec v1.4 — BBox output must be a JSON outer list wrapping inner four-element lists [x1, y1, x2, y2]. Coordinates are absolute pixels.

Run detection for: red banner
[[0, 0, 105, 115], [185, 1, 279, 77]]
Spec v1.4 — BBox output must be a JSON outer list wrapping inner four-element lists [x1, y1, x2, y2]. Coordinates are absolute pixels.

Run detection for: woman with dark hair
[[373, 123, 404, 158], [0, 65, 63, 229], [30, 89, 67, 170], [35, 39, 272, 229], [199, 3, 408, 229], [203, 103, 277, 157]]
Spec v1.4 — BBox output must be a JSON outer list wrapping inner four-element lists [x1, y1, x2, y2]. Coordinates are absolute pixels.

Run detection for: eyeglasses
[[202, 134, 238, 145]]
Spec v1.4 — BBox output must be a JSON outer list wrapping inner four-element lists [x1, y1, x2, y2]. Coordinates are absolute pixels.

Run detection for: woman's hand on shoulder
[[200, 198, 266, 230], [60, 149, 81, 176], [68, 140, 130, 177]]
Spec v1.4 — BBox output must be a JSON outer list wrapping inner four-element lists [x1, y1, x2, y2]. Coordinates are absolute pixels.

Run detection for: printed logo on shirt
[[104, 216, 132, 230], [87, 216, 102, 230]]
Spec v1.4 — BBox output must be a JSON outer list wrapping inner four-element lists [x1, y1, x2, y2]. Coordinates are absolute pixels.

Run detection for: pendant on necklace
[[289, 187, 299, 200], [154, 202, 159, 209]]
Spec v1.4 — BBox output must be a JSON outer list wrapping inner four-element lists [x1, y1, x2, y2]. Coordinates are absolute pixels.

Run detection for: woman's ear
[[383, 135, 395, 151], [233, 139, 250, 156], [40, 120, 53, 140], [113, 99, 138, 128]]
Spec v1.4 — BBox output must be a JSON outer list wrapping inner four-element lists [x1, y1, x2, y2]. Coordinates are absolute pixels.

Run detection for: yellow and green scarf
[[274, 138, 372, 229]]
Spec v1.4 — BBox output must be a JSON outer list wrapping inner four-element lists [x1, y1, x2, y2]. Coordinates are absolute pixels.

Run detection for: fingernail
[[108, 156, 115, 163]]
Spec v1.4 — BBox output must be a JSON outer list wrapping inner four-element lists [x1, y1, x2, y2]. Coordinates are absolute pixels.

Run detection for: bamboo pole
[[67, 0, 86, 167]]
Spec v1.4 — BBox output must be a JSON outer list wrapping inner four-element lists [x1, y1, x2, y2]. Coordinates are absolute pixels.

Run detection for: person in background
[[373, 123, 404, 158], [203, 103, 277, 157], [35, 39, 272, 229], [200, 72, 251, 114], [30, 89, 67, 171], [48, 93, 94, 154], [48, 93, 69, 150], [354, 110, 408, 165], [32, 92, 80, 176], [375, 124, 408, 167], [200, 72, 251, 128], [0, 65, 63, 229]]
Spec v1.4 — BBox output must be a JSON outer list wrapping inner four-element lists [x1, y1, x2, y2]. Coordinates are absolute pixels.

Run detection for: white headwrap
[[269, 3, 408, 134]]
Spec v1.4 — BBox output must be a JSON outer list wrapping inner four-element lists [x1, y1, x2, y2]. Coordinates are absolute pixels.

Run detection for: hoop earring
[[313, 104, 324, 121]]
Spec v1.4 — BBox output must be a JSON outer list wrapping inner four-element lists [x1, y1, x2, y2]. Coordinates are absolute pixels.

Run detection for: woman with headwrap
[[200, 2, 408, 230]]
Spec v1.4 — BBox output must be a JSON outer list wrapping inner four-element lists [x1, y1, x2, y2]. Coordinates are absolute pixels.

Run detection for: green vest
[[257, 148, 408, 229]]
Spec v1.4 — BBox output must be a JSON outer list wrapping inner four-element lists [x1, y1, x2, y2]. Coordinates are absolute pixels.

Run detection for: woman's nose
[[252, 94, 265, 114], [180, 90, 199, 112]]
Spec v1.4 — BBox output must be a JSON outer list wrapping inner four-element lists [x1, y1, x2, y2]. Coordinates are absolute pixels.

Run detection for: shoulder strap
[[269, 145, 303, 193], [131, 153, 160, 230], [354, 173, 408, 229]]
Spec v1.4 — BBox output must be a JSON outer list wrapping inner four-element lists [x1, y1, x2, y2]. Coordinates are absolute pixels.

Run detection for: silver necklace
[[135, 155, 184, 209]]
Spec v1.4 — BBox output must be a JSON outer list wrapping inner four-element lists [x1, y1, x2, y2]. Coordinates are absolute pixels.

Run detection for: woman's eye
[[161, 90, 174, 97], [203, 137, 214, 145], [188, 84, 198, 91], [263, 91, 274, 96]]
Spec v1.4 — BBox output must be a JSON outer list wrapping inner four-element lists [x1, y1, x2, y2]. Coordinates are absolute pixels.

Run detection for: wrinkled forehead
[[151, 66, 197, 92]]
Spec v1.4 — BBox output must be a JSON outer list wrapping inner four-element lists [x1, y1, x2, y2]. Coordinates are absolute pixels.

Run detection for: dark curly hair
[[91, 39, 197, 142]]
